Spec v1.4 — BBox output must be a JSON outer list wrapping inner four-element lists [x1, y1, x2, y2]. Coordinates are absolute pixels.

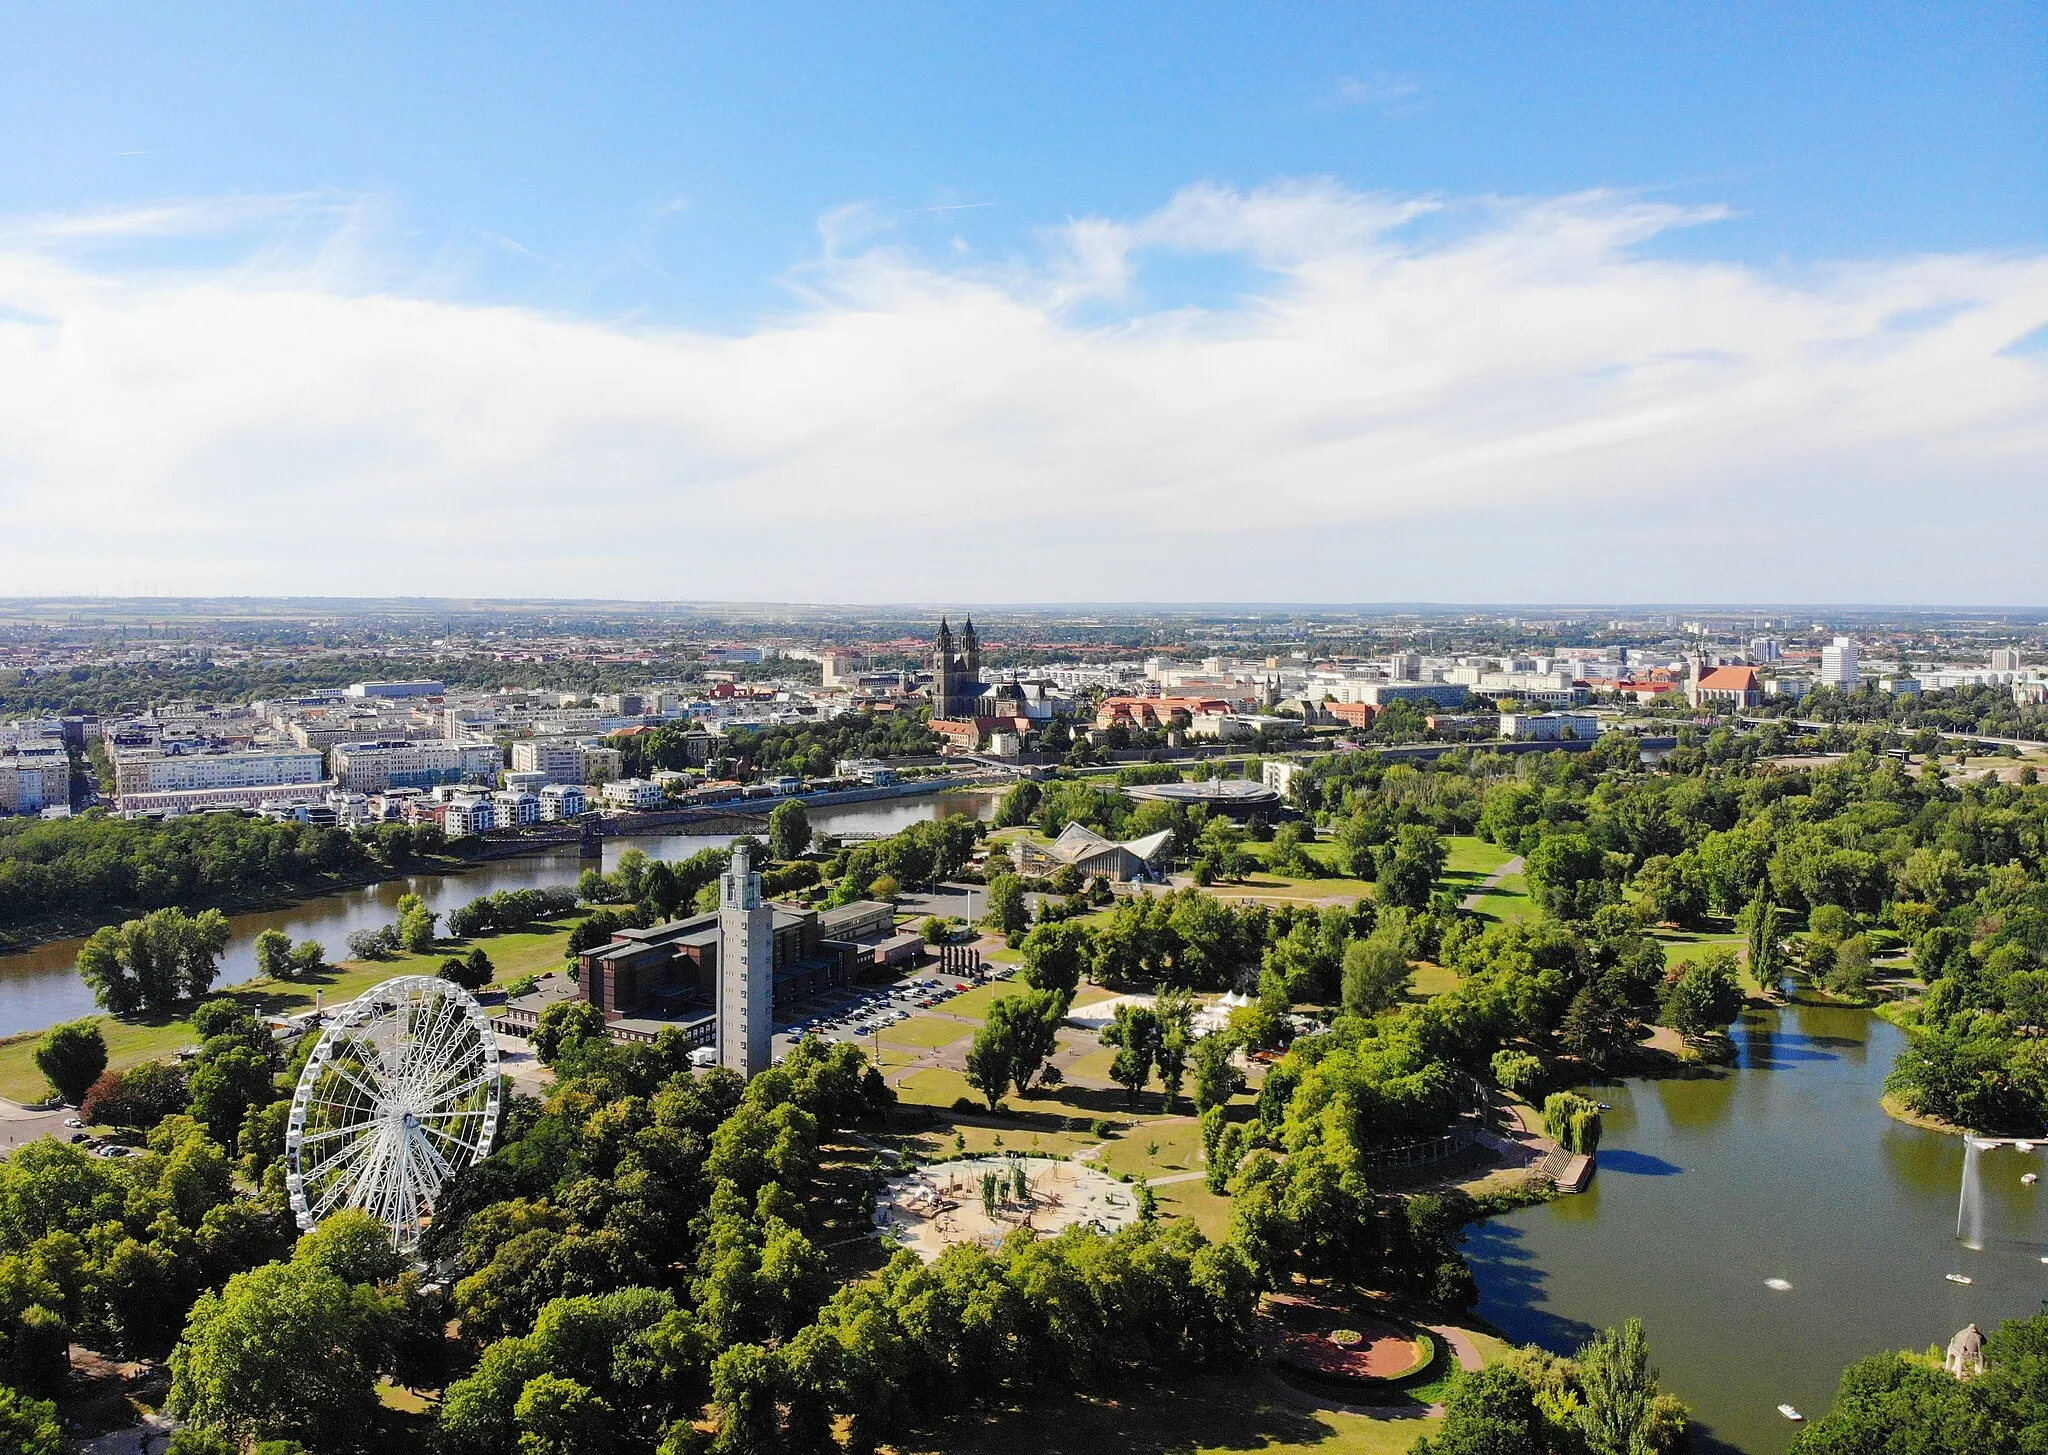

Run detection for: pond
[[1470, 1000, 2048, 1454], [0, 790, 995, 1040]]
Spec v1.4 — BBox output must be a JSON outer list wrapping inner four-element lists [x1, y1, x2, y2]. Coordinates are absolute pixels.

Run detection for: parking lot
[[770, 964, 1014, 1059]]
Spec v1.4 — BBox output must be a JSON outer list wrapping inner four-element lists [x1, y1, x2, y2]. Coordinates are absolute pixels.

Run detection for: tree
[[1543, 1092, 1603, 1155], [1376, 825, 1448, 912], [77, 908, 233, 1013], [962, 1021, 1016, 1113], [294, 1209, 405, 1286], [254, 929, 294, 981], [1020, 920, 1091, 998], [168, 1259, 387, 1449], [1341, 931, 1413, 1017], [441, 948, 493, 992], [396, 894, 438, 954], [1742, 894, 1785, 993], [1154, 988, 1195, 1113], [1190, 1032, 1245, 1114], [985, 874, 1028, 936], [1661, 951, 1744, 1039], [1561, 986, 1627, 1068], [82, 1061, 189, 1129], [0, 1386, 63, 1455], [1101, 1003, 1161, 1108], [288, 939, 326, 978], [533, 1001, 609, 1065], [1830, 935, 1872, 997], [767, 800, 812, 862], [515, 1372, 616, 1455], [188, 1045, 277, 1149], [1525, 833, 1615, 922], [33, 1020, 106, 1106], [987, 989, 1068, 1097], [1411, 1365, 1548, 1455], [1576, 1318, 1674, 1455]]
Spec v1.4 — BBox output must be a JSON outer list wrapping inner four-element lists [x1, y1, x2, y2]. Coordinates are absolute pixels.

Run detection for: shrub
[[34, 1019, 108, 1105]]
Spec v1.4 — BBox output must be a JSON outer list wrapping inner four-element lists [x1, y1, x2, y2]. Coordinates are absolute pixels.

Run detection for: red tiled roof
[[1696, 666, 1759, 691]]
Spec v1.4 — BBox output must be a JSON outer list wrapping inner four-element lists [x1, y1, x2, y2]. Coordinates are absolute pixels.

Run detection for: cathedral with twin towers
[[929, 615, 989, 721]]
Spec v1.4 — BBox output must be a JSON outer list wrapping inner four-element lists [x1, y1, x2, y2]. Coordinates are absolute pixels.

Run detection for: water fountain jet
[[1957, 1135, 1986, 1249]]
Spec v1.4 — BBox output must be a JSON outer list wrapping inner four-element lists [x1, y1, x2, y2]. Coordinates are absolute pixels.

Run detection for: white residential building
[[0, 747, 69, 815], [331, 740, 502, 793], [1990, 647, 2026, 673], [1499, 712, 1601, 742], [345, 681, 446, 699], [443, 796, 496, 836], [113, 746, 325, 806], [509, 738, 623, 786], [1819, 637, 1861, 691], [493, 790, 541, 826], [539, 783, 587, 820], [601, 778, 666, 810]]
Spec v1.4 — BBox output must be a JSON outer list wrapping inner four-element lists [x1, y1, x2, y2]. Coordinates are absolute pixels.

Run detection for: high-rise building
[[1819, 637, 1861, 690], [1748, 636, 1783, 663], [718, 843, 775, 1079], [1990, 647, 2025, 673]]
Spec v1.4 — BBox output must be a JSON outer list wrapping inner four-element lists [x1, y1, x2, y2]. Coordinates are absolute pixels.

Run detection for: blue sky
[[1, 4, 2044, 602]]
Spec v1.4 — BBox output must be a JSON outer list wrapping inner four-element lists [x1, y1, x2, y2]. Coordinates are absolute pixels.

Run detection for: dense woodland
[[0, 813, 444, 944]]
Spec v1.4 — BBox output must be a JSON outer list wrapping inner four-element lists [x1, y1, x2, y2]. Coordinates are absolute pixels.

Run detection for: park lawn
[[1064, 1045, 1151, 1092], [1151, 1180, 1234, 1241], [1443, 834, 1514, 882], [1098, 1117, 1205, 1179], [894, 1066, 984, 1111], [948, 981, 1118, 1022], [897, 1368, 1442, 1455], [894, 1120, 1102, 1161], [1408, 961, 1459, 1000], [877, 1015, 973, 1052], [0, 919, 579, 1105], [1470, 872, 1537, 924]]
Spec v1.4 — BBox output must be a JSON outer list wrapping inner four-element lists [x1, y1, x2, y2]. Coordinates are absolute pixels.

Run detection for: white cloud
[[1, 180, 2045, 603]]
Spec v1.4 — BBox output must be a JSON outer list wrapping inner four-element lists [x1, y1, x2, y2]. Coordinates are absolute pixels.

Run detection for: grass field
[[1098, 1116, 1205, 1179], [1442, 835, 1514, 881], [0, 917, 582, 1103], [877, 1016, 975, 1052]]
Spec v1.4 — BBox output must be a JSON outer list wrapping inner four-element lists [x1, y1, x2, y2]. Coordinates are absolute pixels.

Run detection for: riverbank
[[0, 850, 484, 955], [0, 915, 587, 1103]]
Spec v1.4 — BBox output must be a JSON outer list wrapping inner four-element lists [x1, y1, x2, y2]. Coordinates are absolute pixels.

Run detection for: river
[[1470, 998, 2048, 1455], [0, 791, 994, 1040]]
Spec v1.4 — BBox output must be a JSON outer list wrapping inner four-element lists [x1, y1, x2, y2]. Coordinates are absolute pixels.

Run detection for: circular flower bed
[[1266, 1294, 1426, 1383]]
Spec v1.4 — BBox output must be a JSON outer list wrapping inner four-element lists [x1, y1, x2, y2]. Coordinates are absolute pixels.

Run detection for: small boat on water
[[1947, 1274, 1974, 1285], [2024, 1173, 2038, 1185], [1765, 1278, 1793, 1291], [1778, 1405, 1804, 1422], [2018, 1141, 2036, 1153]]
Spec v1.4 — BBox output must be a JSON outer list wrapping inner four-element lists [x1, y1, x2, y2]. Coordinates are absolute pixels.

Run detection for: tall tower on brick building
[[717, 843, 774, 1078], [931, 616, 985, 720]]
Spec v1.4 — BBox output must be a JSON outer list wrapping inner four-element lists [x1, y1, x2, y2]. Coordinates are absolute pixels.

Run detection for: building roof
[[1696, 666, 1761, 693]]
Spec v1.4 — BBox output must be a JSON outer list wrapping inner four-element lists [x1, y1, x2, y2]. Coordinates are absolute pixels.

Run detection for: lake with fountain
[[1470, 996, 2048, 1454]]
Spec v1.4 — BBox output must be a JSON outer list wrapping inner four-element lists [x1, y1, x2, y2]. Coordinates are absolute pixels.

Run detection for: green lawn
[[1467, 871, 1537, 925], [1443, 835, 1514, 881], [1098, 1117, 1206, 1180], [0, 918, 582, 1104], [877, 1015, 973, 1052], [1409, 961, 1459, 999]]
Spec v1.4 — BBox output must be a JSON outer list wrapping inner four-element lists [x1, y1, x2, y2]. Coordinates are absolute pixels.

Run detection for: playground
[[876, 1154, 1141, 1260]]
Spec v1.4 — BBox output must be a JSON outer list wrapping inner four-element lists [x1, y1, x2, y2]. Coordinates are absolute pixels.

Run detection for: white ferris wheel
[[285, 975, 502, 1250]]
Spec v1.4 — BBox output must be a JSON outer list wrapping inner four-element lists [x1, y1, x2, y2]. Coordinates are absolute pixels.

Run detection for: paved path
[[0, 1098, 77, 1156], [1460, 855, 1524, 911]]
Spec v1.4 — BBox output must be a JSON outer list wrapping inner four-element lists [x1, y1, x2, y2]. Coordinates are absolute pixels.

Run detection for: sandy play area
[[875, 1154, 1142, 1260]]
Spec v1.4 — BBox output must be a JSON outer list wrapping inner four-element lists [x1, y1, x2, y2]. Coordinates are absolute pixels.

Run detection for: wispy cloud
[[1335, 72, 1426, 118], [0, 181, 2044, 602]]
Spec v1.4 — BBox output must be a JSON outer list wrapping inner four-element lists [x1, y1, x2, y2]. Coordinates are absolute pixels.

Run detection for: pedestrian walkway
[[1460, 855, 1524, 911]]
